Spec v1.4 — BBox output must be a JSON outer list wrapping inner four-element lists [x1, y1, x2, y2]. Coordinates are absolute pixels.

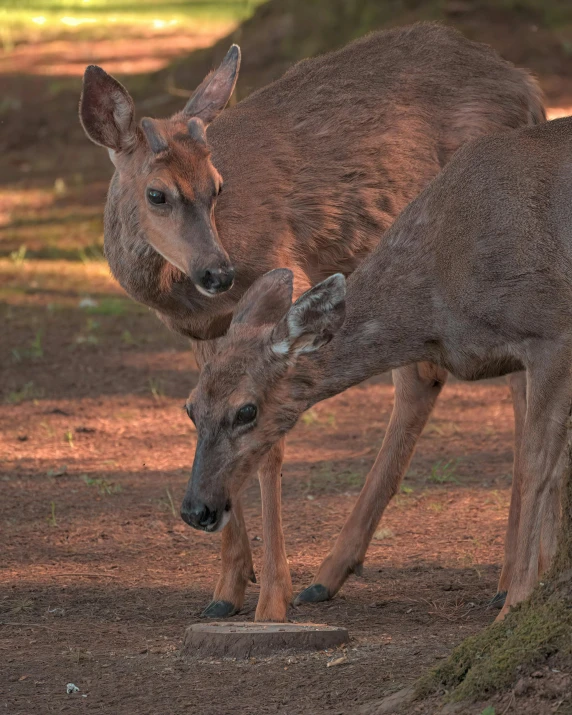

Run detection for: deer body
[[80, 23, 545, 621], [85, 24, 544, 341], [187, 117, 572, 619]]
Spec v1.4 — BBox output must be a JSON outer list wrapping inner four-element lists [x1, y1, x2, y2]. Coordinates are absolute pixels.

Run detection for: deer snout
[[180, 497, 231, 533], [195, 263, 235, 296]]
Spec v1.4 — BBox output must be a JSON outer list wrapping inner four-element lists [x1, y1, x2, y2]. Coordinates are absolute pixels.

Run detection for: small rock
[[66, 683, 80, 695]]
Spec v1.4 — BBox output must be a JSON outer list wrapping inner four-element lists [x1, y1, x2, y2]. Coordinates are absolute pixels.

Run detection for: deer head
[[79, 46, 241, 296], [180, 269, 346, 531]]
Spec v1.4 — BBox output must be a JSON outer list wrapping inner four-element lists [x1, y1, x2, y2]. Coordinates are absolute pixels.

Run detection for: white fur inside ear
[[108, 148, 118, 165], [271, 339, 290, 356]]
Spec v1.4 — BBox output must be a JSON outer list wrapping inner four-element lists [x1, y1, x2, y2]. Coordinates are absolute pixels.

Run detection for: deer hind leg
[[202, 497, 255, 618], [538, 445, 565, 574], [295, 362, 448, 605], [499, 350, 571, 620], [493, 371, 527, 608], [255, 438, 293, 622]]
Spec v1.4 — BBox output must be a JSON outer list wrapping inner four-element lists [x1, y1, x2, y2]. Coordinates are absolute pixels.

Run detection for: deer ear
[[183, 45, 241, 125], [231, 269, 293, 329], [271, 274, 346, 357], [80, 65, 136, 154]]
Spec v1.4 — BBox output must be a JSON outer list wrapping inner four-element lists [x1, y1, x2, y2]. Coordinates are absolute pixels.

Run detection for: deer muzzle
[[180, 496, 232, 533]]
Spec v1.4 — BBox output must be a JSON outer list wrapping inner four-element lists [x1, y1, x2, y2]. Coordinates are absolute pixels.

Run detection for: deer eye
[[235, 404, 257, 426], [147, 188, 166, 205]]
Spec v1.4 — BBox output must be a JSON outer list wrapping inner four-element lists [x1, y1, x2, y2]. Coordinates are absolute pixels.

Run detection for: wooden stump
[[182, 622, 349, 659]]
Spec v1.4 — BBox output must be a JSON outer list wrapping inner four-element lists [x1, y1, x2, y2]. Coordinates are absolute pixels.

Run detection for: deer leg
[[295, 362, 447, 605], [498, 352, 571, 620], [255, 438, 293, 622], [202, 497, 255, 618], [492, 371, 527, 608]]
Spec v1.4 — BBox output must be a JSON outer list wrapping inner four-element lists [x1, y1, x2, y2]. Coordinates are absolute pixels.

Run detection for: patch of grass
[[428, 459, 460, 484], [301, 409, 337, 428], [426, 501, 446, 513], [9, 245, 27, 266], [301, 409, 319, 426], [73, 334, 98, 346], [46, 501, 57, 527], [373, 527, 394, 541], [65, 429, 74, 448], [121, 330, 137, 346], [6, 382, 44, 404], [46, 465, 67, 477], [425, 421, 459, 437], [80, 474, 122, 495], [149, 378, 165, 401], [157, 487, 179, 519], [12, 330, 43, 363], [40, 421, 55, 437], [306, 462, 364, 495], [84, 297, 126, 316]]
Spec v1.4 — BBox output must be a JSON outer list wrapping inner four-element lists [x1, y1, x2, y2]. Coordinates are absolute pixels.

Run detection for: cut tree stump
[[182, 622, 349, 659]]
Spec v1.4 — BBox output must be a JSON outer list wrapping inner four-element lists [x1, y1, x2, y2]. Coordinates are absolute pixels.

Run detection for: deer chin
[[205, 507, 231, 533], [193, 281, 228, 298]]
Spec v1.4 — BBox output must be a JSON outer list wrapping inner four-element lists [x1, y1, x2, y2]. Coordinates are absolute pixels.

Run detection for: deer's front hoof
[[488, 591, 507, 610], [294, 584, 330, 605], [201, 600, 238, 618]]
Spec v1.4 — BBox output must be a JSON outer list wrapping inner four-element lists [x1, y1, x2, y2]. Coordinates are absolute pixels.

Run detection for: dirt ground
[[2, 5, 572, 714]]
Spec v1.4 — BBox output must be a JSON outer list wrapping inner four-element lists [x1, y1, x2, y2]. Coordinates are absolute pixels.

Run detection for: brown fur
[[190, 117, 572, 621], [80, 23, 544, 340], [80, 23, 545, 621]]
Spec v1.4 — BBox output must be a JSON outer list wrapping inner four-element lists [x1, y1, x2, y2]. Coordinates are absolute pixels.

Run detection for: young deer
[[184, 116, 572, 621], [80, 23, 545, 621]]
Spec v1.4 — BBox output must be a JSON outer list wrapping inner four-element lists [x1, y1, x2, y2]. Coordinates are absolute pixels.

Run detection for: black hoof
[[201, 600, 238, 618], [488, 591, 507, 610], [293, 584, 331, 605]]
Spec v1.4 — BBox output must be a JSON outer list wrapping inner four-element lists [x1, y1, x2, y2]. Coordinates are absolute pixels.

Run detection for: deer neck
[[300, 237, 435, 406]]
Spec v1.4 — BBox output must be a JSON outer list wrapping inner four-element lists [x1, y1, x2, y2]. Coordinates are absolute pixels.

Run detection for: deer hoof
[[201, 600, 238, 618], [488, 591, 507, 610], [293, 584, 330, 605]]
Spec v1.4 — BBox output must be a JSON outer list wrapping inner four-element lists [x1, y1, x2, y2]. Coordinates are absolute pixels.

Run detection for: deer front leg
[[255, 438, 293, 622], [498, 353, 571, 620], [295, 362, 447, 605], [202, 497, 255, 618]]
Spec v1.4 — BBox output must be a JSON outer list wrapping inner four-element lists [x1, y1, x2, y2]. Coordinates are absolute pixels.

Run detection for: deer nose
[[199, 265, 235, 294], [180, 501, 219, 531]]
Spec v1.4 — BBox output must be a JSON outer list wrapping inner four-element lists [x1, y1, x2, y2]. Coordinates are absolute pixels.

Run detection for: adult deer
[[80, 23, 545, 621], [184, 116, 572, 621]]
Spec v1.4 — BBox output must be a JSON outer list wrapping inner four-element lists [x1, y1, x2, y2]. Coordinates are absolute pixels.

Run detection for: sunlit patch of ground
[[0, 28, 232, 76], [546, 105, 572, 120], [0, 0, 264, 75]]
